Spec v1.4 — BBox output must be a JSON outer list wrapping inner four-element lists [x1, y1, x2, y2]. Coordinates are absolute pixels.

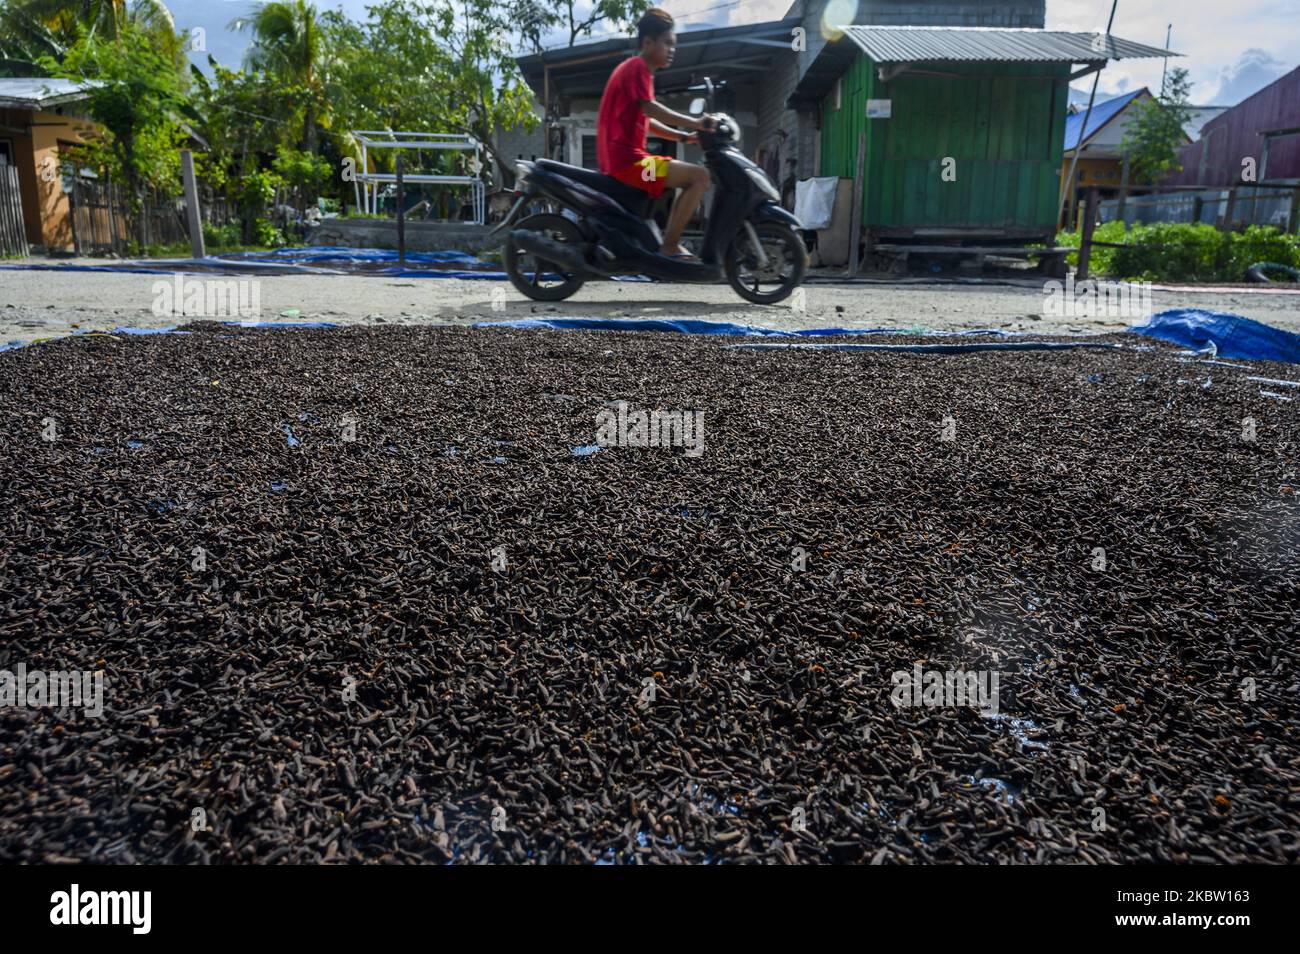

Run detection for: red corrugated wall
[[1164, 66, 1300, 186]]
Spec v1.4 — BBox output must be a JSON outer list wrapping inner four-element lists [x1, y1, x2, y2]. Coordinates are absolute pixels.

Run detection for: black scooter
[[491, 81, 807, 305]]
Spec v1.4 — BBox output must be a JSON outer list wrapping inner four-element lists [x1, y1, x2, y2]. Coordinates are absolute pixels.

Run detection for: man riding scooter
[[496, 8, 807, 304], [597, 7, 716, 261]]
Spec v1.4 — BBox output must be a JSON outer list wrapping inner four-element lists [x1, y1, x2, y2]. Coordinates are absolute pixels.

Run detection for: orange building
[[0, 78, 101, 253]]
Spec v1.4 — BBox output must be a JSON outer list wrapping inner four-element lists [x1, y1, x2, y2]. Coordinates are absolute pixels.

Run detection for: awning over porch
[[515, 18, 802, 100], [0, 78, 99, 111]]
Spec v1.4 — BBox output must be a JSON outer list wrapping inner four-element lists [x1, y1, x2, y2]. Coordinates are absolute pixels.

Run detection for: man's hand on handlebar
[[684, 114, 721, 143]]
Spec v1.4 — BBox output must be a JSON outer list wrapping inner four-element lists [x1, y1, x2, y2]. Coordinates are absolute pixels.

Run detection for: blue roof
[[1064, 89, 1145, 151]]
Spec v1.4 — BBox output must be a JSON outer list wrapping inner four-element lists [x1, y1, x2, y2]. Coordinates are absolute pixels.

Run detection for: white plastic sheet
[[793, 177, 839, 231]]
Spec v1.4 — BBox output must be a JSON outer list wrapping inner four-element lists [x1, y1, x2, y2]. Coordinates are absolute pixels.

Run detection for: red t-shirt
[[597, 56, 654, 173]]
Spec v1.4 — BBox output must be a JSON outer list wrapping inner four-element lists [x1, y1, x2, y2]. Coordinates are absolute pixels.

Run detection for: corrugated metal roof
[[0, 78, 99, 110], [837, 26, 1176, 64]]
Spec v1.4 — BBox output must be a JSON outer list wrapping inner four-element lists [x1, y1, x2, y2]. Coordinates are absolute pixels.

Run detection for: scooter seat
[[535, 159, 656, 218]]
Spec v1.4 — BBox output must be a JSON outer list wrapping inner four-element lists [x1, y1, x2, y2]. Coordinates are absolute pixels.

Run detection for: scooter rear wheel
[[504, 213, 587, 302], [724, 222, 807, 305]]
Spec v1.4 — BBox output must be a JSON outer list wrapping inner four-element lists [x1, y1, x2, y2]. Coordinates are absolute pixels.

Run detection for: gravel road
[[3, 257, 1298, 348]]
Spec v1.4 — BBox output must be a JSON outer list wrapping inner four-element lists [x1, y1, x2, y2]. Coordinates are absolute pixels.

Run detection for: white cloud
[[1048, 0, 1299, 104]]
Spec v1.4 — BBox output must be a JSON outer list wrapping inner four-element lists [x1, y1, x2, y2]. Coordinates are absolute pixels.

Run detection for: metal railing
[[1099, 182, 1300, 232], [350, 131, 485, 225]]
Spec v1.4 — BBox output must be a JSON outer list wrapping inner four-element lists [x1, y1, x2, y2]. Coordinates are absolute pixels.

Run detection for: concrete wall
[[494, 106, 546, 183], [307, 217, 495, 252]]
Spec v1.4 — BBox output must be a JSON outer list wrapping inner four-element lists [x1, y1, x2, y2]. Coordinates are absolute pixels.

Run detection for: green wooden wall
[[819, 57, 1069, 230]]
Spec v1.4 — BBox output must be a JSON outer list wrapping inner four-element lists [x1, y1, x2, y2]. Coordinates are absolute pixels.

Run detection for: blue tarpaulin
[[0, 246, 505, 279], [730, 341, 1116, 354], [474, 316, 1017, 338], [1128, 310, 1300, 364], [221, 247, 484, 267]]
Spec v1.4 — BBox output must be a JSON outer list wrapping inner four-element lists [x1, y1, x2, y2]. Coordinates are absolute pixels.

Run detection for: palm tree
[[0, 0, 180, 74], [232, 0, 326, 152]]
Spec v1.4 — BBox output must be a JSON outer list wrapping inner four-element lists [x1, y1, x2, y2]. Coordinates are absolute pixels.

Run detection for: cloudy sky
[[180, 0, 1297, 107]]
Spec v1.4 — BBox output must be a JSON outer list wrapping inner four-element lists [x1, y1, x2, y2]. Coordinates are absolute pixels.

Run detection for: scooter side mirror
[[688, 97, 706, 116]]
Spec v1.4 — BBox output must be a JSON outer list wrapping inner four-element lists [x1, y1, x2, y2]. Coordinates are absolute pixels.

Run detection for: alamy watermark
[[1, 664, 106, 718], [1042, 271, 1153, 320], [151, 273, 261, 325], [50, 884, 150, 934], [595, 402, 705, 457], [890, 663, 999, 715]]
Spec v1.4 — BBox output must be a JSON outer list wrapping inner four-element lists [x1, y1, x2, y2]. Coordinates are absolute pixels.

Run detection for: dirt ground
[[3, 256, 1299, 348]]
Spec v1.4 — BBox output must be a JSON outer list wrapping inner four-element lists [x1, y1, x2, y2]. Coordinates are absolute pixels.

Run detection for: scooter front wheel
[[724, 222, 807, 305], [504, 213, 587, 302]]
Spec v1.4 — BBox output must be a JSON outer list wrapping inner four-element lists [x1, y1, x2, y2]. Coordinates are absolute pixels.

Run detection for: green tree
[[188, 55, 290, 240], [0, 0, 180, 74], [41, 24, 190, 246], [434, 0, 542, 186], [506, 0, 650, 54], [559, 0, 651, 46], [232, 0, 331, 152], [272, 144, 329, 212], [1120, 68, 1195, 186], [327, 1, 454, 142]]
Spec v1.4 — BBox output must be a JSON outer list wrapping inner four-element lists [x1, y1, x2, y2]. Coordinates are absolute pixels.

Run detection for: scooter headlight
[[745, 167, 780, 202]]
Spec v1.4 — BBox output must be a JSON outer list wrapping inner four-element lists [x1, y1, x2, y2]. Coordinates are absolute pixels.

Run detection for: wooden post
[[1116, 154, 1130, 225], [395, 153, 406, 265], [1288, 187, 1300, 235], [1192, 195, 1204, 225], [1221, 187, 1237, 231], [1077, 186, 1099, 281], [845, 131, 866, 276], [107, 181, 121, 256], [1067, 169, 1079, 233], [180, 149, 205, 259], [543, 63, 551, 161]]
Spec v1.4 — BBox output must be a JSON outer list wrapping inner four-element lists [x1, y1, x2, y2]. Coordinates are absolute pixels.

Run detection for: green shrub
[[1226, 226, 1300, 279], [203, 222, 242, 249], [1056, 220, 1127, 276], [1056, 222, 1300, 282], [252, 218, 286, 247]]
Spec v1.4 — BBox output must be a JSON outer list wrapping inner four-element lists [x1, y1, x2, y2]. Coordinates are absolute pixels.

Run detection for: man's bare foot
[[659, 243, 697, 260]]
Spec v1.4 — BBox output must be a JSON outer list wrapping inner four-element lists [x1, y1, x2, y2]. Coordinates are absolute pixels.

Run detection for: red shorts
[[608, 155, 672, 198]]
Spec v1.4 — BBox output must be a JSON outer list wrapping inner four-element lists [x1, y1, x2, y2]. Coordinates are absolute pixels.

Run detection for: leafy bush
[[1056, 221, 1127, 277], [1056, 222, 1300, 282], [252, 218, 287, 247], [1226, 226, 1300, 279], [203, 222, 242, 249], [273, 146, 332, 208]]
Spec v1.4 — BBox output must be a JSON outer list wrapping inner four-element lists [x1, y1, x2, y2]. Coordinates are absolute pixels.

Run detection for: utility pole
[[1160, 24, 1172, 95], [1058, 0, 1121, 230], [180, 149, 205, 260]]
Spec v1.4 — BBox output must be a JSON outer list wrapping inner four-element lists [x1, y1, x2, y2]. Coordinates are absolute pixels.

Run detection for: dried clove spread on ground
[[1, 322, 1296, 864]]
